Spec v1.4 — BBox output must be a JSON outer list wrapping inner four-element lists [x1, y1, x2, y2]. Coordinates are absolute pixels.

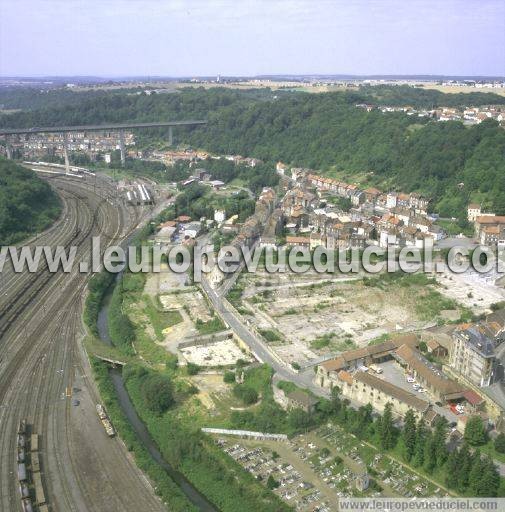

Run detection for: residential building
[[467, 203, 481, 222], [286, 236, 310, 248], [214, 209, 226, 223], [450, 325, 498, 387], [316, 334, 418, 389], [474, 215, 505, 237]]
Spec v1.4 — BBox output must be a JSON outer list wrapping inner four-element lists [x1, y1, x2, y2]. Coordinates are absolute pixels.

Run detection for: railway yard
[[0, 171, 166, 512]]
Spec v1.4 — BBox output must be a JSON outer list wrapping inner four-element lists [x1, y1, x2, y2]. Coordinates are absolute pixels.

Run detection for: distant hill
[[1, 86, 504, 222], [0, 159, 61, 245]]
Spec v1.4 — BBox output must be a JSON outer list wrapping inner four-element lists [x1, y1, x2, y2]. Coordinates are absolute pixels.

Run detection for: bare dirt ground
[[180, 339, 253, 366], [237, 270, 464, 365], [436, 268, 505, 314], [140, 266, 214, 352]]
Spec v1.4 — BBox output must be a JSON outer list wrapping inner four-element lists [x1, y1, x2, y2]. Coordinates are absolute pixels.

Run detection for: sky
[[0, 0, 504, 77]]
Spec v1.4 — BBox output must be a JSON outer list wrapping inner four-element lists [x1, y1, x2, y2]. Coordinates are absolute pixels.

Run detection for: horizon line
[[1, 73, 505, 81]]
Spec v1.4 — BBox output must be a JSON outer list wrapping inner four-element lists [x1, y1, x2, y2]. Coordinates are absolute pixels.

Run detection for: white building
[[467, 203, 481, 222], [214, 209, 226, 223]]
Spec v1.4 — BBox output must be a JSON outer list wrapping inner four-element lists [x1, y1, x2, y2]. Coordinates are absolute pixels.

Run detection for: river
[[96, 289, 218, 512]]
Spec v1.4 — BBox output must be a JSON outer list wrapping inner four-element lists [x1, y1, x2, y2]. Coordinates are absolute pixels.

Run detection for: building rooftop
[[475, 215, 505, 224], [353, 371, 429, 413], [455, 325, 497, 358], [395, 344, 465, 397]]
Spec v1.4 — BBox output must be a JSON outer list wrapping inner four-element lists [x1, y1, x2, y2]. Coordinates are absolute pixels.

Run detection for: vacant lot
[[232, 271, 470, 365]]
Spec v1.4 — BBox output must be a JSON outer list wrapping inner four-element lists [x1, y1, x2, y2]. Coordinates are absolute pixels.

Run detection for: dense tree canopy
[[2, 86, 504, 219], [0, 158, 61, 245]]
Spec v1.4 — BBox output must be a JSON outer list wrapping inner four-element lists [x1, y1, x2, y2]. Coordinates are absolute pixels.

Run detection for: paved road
[[200, 276, 328, 398], [0, 174, 166, 512]]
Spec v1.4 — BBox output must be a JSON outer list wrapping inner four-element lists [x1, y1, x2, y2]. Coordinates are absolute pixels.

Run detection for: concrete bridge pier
[[119, 130, 126, 166], [5, 139, 12, 159], [63, 132, 70, 173], [168, 126, 173, 146]]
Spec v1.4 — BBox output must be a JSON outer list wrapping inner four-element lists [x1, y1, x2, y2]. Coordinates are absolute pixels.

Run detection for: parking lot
[[375, 360, 460, 423]]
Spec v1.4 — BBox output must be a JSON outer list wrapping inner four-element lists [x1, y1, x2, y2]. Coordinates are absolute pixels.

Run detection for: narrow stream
[[96, 288, 218, 512]]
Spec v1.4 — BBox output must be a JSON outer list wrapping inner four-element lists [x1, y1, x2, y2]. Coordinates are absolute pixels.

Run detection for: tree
[[413, 419, 427, 467], [423, 430, 436, 474], [232, 384, 259, 405], [464, 415, 488, 446], [266, 475, 279, 490], [329, 386, 342, 414], [141, 374, 174, 414], [445, 449, 459, 489], [481, 456, 500, 497], [223, 371, 236, 384], [494, 433, 505, 454], [401, 409, 417, 462], [288, 408, 312, 431], [186, 362, 200, 375], [432, 417, 449, 467], [379, 403, 396, 450], [468, 450, 485, 495], [454, 443, 473, 493], [418, 341, 428, 353], [470, 454, 500, 497]]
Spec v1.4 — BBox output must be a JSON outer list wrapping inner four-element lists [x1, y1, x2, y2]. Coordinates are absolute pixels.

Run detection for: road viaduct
[[0, 120, 207, 170]]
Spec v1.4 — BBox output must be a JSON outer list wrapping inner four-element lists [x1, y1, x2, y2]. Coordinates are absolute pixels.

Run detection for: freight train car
[[33, 471, 46, 505]]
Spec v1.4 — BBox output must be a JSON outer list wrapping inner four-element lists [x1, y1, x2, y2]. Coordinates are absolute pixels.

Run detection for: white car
[[407, 377, 415, 383], [413, 383, 420, 389], [418, 388, 426, 393]]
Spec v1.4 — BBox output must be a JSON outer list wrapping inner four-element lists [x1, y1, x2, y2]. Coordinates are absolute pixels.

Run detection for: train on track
[[24, 160, 96, 177], [97, 404, 116, 437], [16, 420, 47, 512]]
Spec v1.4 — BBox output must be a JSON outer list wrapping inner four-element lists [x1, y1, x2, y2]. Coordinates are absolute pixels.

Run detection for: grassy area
[[363, 271, 473, 324], [436, 219, 474, 237], [258, 328, 283, 343], [83, 335, 133, 363], [479, 441, 505, 464], [368, 333, 392, 346], [143, 295, 182, 341], [123, 365, 291, 512], [227, 277, 245, 308], [415, 289, 472, 323], [195, 316, 226, 335], [89, 359, 197, 512], [310, 332, 355, 352]]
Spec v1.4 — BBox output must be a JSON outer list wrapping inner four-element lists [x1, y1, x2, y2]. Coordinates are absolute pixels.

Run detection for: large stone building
[[395, 344, 466, 402], [450, 325, 498, 387], [336, 370, 430, 419], [316, 334, 418, 390]]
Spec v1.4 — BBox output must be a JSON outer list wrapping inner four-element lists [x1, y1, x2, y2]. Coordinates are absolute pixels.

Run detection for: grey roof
[[354, 371, 429, 412], [457, 326, 496, 358]]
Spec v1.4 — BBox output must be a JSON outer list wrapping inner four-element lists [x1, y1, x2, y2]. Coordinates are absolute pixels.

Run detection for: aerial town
[[1, 2, 505, 512]]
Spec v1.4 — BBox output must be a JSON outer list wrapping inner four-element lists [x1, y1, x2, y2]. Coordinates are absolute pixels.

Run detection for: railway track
[[0, 190, 96, 338], [0, 174, 165, 512]]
